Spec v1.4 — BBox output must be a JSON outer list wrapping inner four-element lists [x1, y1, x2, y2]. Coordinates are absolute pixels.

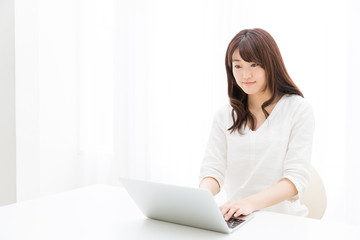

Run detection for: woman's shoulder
[[281, 94, 314, 118], [214, 103, 236, 131], [213, 103, 232, 119], [212, 103, 234, 127], [282, 94, 313, 110]]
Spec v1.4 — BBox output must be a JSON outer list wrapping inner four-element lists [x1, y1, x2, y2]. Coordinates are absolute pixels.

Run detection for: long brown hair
[[225, 28, 303, 134]]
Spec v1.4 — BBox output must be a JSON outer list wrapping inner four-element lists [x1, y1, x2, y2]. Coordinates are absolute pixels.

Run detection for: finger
[[220, 206, 229, 216], [219, 201, 233, 216], [235, 208, 251, 217], [234, 209, 243, 217], [242, 209, 251, 216], [225, 208, 237, 221]]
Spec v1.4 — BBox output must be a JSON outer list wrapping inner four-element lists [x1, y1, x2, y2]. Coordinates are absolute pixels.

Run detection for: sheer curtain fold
[[16, 0, 114, 199]]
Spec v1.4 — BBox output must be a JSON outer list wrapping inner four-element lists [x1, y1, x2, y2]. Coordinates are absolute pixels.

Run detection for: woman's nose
[[242, 69, 252, 79]]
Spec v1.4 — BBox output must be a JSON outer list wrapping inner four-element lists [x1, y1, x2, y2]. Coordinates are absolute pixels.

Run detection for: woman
[[199, 28, 315, 220]]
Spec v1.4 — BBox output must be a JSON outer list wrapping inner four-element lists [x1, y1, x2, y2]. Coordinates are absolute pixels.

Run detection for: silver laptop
[[119, 178, 254, 234]]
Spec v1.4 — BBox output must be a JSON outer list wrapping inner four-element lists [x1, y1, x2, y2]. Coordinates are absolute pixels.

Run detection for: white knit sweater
[[199, 94, 315, 216]]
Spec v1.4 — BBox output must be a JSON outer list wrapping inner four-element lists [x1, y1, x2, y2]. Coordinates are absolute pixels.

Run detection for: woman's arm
[[199, 177, 220, 196], [199, 107, 228, 195], [219, 178, 297, 220]]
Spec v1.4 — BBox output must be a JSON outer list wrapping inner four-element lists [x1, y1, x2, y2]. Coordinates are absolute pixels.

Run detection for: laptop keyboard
[[226, 217, 245, 229]]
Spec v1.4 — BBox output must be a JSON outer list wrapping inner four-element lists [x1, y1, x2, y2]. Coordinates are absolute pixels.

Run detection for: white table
[[0, 184, 359, 240]]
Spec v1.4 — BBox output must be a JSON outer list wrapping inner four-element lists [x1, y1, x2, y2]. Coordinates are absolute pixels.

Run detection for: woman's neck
[[247, 91, 273, 111]]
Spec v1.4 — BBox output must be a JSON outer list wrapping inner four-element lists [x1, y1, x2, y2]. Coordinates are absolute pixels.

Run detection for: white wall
[[15, 0, 41, 201], [0, 0, 16, 206], [345, 0, 360, 225]]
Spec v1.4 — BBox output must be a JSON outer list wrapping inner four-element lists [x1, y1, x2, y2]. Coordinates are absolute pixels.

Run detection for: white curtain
[[15, 0, 360, 226], [15, 0, 114, 198]]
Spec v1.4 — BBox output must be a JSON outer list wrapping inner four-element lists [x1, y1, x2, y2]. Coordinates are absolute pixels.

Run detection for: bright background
[[11, 0, 360, 226]]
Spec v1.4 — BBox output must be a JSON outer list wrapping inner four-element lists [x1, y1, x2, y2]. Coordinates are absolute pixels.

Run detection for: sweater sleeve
[[199, 107, 228, 189], [282, 99, 315, 202]]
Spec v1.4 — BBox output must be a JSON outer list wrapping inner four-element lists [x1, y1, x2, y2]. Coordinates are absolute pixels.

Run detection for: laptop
[[119, 178, 254, 234]]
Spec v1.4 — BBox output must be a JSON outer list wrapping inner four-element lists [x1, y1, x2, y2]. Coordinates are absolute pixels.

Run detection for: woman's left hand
[[219, 200, 254, 221]]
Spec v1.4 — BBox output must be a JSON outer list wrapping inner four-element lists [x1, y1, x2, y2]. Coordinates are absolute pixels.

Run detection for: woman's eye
[[234, 65, 241, 69], [251, 63, 259, 67]]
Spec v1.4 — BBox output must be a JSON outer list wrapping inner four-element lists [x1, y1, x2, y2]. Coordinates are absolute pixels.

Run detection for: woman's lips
[[243, 81, 256, 86]]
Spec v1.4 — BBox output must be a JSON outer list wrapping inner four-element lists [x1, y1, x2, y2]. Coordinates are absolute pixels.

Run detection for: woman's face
[[231, 50, 267, 96]]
